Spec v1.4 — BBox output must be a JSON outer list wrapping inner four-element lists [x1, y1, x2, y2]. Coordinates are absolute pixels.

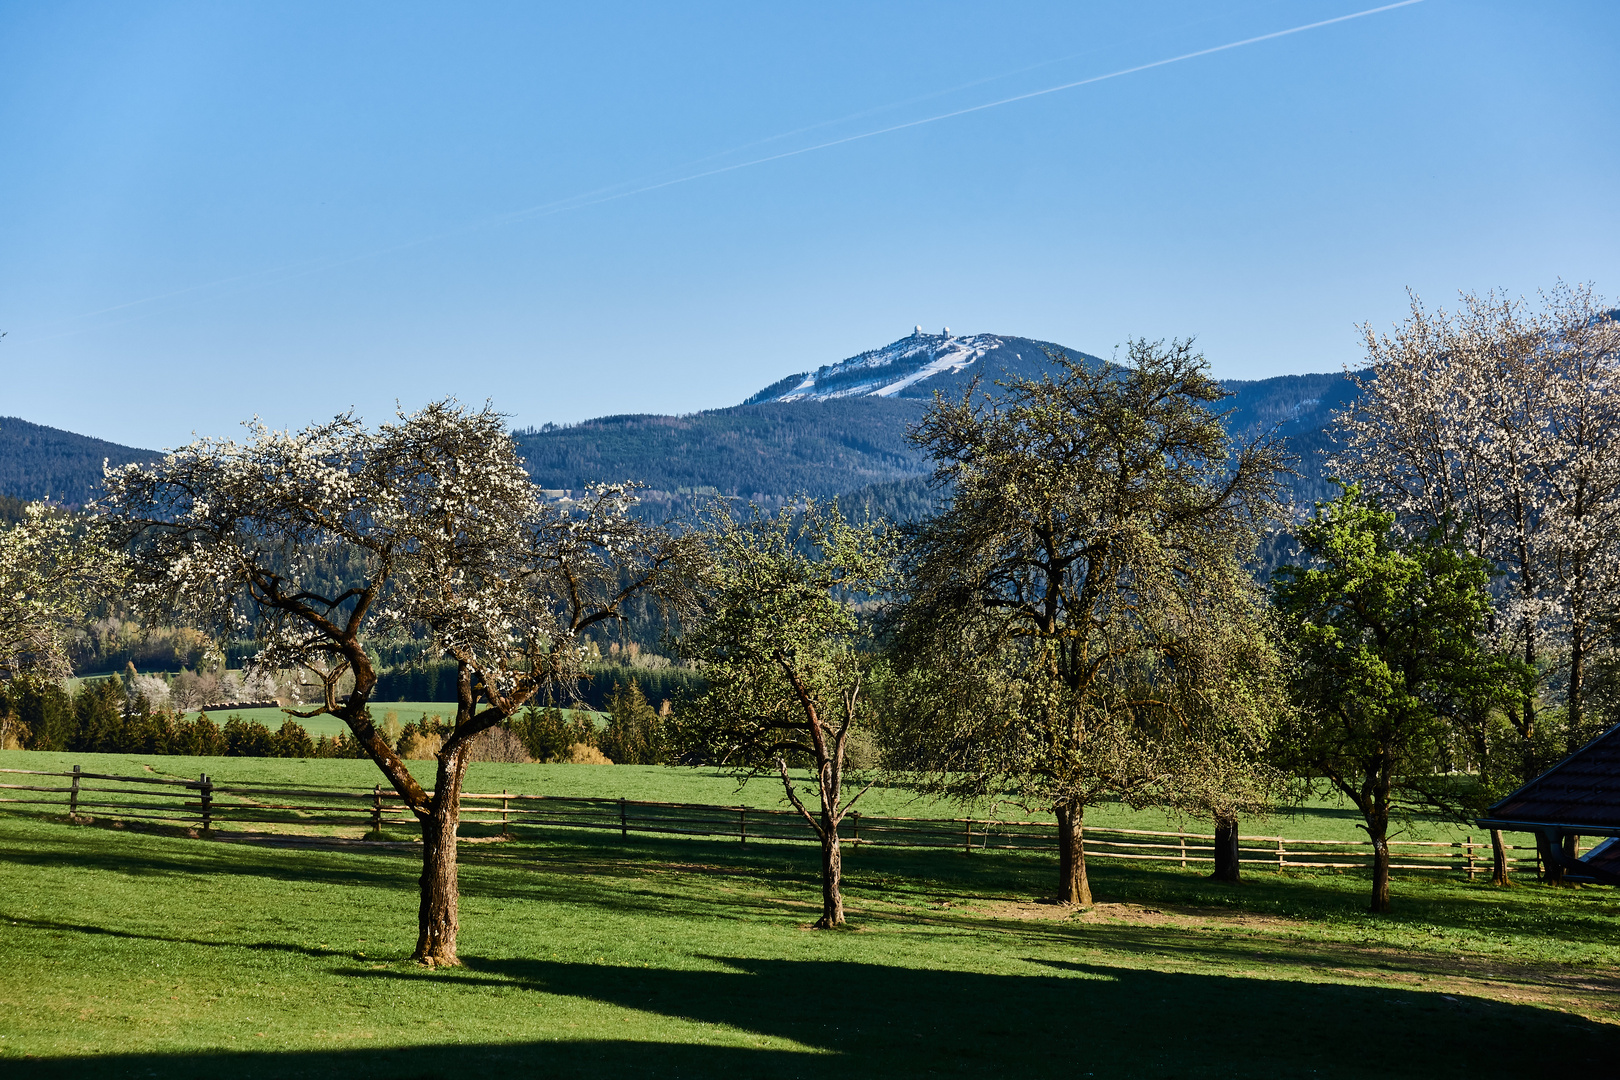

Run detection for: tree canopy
[[99, 400, 704, 964], [1271, 487, 1528, 912], [884, 340, 1291, 904], [1332, 284, 1620, 766], [674, 498, 893, 927]]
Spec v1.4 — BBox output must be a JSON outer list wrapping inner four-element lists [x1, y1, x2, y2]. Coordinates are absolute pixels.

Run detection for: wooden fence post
[[620, 797, 628, 839], [1276, 837, 1284, 873], [371, 785, 383, 837], [69, 764, 81, 819], [1464, 836, 1475, 881], [199, 773, 212, 833], [1179, 830, 1187, 868], [852, 811, 860, 847], [502, 789, 510, 840], [964, 818, 972, 854], [739, 807, 747, 844]]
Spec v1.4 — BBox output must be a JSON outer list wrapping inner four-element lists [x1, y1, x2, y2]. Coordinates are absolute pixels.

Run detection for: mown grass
[[0, 750, 1492, 844], [0, 794, 1615, 1078], [187, 704, 454, 739]]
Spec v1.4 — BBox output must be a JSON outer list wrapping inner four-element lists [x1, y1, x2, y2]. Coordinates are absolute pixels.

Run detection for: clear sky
[[1, 0, 1616, 449]]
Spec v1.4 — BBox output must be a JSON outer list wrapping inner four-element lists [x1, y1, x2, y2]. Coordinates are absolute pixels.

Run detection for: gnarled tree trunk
[[818, 811, 845, 928], [1211, 815, 1241, 882], [414, 741, 472, 965], [1055, 800, 1092, 905]]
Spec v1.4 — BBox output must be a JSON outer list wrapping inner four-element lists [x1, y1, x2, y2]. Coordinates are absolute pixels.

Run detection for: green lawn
[[0, 804, 1616, 1079], [0, 750, 1501, 844]]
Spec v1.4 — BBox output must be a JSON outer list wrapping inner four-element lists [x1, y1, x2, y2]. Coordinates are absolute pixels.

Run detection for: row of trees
[[666, 289, 1620, 923], [7, 676, 364, 758], [2, 285, 1613, 960]]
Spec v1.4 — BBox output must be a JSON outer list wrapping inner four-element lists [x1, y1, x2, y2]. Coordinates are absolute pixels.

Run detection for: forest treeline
[[2, 674, 674, 766]]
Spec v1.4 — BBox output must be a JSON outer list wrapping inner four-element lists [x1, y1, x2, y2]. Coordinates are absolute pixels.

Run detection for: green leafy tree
[[1271, 488, 1527, 912], [674, 499, 894, 928], [885, 340, 1290, 904]]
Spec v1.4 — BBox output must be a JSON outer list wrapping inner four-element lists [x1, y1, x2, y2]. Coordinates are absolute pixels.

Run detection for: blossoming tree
[[100, 400, 702, 965], [1331, 285, 1620, 882]]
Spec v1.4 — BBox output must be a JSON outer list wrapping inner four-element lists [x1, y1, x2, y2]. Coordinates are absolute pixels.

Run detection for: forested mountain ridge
[[0, 332, 1355, 518], [518, 330, 1355, 518], [1219, 370, 1358, 509], [513, 397, 930, 503], [0, 416, 160, 506]]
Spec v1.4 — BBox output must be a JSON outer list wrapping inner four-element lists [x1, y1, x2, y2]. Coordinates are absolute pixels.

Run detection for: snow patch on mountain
[[758, 330, 1004, 404]]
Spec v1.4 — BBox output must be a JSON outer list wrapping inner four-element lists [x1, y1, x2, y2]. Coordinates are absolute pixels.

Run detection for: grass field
[[1, 799, 1617, 1079], [1, 754, 1614, 1077], [0, 750, 1500, 847]]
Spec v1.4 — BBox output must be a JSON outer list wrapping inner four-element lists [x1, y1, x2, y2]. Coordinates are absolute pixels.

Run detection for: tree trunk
[[1489, 828, 1510, 886], [1368, 817, 1391, 914], [414, 743, 471, 965], [1055, 801, 1092, 905], [817, 818, 844, 928], [1569, 627, 1585, 755], [1536, 832, 1566, 886], [1211, 816, 1241, 882]]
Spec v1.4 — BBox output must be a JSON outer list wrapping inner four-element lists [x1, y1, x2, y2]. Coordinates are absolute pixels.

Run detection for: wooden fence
[[0, 765, 1553, 879]]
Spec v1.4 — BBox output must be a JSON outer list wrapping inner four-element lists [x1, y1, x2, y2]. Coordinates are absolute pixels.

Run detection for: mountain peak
[[745, 330, 1076, 405]]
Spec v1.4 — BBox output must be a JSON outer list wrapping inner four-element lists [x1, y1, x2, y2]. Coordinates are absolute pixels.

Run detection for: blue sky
[[1, 0, 1616, 449]]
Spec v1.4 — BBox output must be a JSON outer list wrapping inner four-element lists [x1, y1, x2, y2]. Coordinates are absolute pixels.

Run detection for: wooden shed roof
[[1482, 722, 1620, 836]]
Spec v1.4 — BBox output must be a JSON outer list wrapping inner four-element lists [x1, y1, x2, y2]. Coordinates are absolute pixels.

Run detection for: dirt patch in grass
[[964, 898, 1305, 930], [967, 898, 1081, 921]]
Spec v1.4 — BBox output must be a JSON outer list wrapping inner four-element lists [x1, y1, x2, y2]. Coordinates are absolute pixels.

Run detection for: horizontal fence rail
[[0, 766, 1557, 879]]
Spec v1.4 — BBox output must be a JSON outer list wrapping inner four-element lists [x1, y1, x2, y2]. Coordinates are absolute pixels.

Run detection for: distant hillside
[[1220, 370, 1357, 509], [0, 332, 1354, 519], [518, 330, 1353, 520], [0, 417, 159, 505], [516, 332, 1104, 516], [514, 397, 932, 504]]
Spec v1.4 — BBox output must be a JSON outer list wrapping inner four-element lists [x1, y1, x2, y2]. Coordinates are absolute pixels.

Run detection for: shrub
[[398, 728, 443, 760], [311, 734, 368, 758], [378, 711, 402, 750], [271, 719, 315, 758], [466, 725, 532, 763], [74, 679, 128, 752], [170, 713, 226, 756], [561, 742, 612, 764], [13, 679, 74, 751]]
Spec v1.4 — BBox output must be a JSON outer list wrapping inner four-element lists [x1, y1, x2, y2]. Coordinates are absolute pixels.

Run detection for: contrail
[[515, 0, 1425, 219], [21, 0, 1423, 342]]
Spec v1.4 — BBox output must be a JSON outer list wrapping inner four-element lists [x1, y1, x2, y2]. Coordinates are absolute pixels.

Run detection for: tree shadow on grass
[[0, 913, 359, 962], [8, 813, 1614, 959], [9, 954, 1617, 1080], [0, 822, 420, 893]]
